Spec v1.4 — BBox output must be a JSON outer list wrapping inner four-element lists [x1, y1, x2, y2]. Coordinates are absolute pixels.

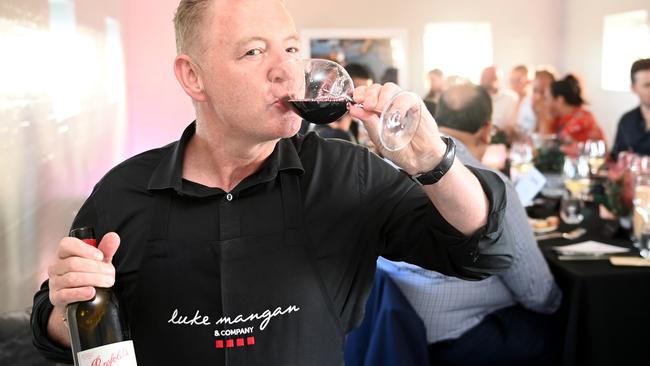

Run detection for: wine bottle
[[66, 227, 137, 366]]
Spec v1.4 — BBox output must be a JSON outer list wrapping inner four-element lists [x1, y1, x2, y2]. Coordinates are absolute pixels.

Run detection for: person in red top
[[549, 74, 605, 142], [547, 74, 605, 156]]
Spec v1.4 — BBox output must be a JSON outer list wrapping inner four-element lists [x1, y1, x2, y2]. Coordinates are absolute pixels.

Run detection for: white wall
[[286, 0, 564, 95], [562, 0, 650, 145], [124, 0, 194, 156], [119, 0, 647, 147], [0, 0, 130, 312]]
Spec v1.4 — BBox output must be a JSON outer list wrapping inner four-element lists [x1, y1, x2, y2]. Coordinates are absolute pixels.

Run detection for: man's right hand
[[46, 232, 120, 345]]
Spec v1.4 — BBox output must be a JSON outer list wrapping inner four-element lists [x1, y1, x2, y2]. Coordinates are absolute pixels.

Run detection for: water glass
[[633, 174, 650, 247], [638, 220, 650, 259], [560, 192, 584, 224]]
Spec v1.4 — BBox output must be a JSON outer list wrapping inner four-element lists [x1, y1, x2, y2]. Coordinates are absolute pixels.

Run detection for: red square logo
[[246, 336, 255, 345], [236, 338, 245, 347], [215, 340, 224, 349], [226, 339, 235, 348]]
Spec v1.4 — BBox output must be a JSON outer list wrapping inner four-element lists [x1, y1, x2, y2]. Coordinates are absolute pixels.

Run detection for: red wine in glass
[[288, 97, 349, 125], [277, 58, 422, 150]]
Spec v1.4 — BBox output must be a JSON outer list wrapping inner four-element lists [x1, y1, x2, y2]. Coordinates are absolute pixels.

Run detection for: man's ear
[[478, 122, 492, 144], [174, 54, 207, 102]]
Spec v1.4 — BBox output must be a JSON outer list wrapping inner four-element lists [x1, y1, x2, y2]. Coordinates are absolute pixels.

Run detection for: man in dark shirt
[[611, 58, 650, 160], [31, 0, 510, 365]]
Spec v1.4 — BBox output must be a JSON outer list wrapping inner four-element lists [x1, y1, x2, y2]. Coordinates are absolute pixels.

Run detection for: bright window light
[[601, 10, 650, 92], [48, 0, 81, 121], [423, 22, 493, 84]]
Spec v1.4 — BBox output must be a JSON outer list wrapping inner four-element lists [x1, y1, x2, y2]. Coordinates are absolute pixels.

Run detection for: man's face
[[532, 77, 552, 104], [480, 67, 499, 95], [428, 74, 444, 93], [532, 76, 554, 117], [632, 70, 650, 109], [509, 70, 530, 95], [191, 0, 302, 141]]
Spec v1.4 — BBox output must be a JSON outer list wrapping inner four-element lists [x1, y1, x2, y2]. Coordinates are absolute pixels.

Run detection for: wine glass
[[562, 156, 590, 199], [273, 58, 421, 151], [509, 139, 534, 182], [633, 174, 650, 248], [583, 139, 606, 175]]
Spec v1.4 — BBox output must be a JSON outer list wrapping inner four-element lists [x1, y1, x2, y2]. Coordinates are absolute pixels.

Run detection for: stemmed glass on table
[[560, 156, 590, 224], [509, 138, 534, 182], [274, 58, 422, 151], [583, 139, 607, 176], [633, 171, 650, 258]]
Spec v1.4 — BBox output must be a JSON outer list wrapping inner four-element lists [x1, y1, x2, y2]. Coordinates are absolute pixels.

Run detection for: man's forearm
[[422, 158, 489, 236], [47, 306, 71, 347]]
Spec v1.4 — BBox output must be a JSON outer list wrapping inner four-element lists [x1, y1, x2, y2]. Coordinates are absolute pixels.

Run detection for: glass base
[[379, 91, 421, 151], [560, 213, 584, 225]]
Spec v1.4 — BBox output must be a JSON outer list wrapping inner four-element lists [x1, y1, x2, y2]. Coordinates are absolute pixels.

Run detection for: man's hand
[[350, 83, 490, 236], [348, 82, 447, 175], [46, 232, 120, 346]]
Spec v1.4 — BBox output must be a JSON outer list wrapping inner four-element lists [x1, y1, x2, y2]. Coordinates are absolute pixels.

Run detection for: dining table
[[530, 199, 650, 366]]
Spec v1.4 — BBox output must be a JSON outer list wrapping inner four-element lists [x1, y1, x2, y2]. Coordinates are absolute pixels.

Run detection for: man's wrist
[[411, 136, 456, 185]]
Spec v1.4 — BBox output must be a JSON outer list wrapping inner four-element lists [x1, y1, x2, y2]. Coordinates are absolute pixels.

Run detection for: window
[[423, 22, 493, 84], [601, 10, 650, 91], [48, 0, 80, 121]]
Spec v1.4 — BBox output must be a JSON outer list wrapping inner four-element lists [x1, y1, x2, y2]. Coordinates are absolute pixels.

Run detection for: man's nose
[[268, 57, 302, 98], [268, 57, 299, 83]]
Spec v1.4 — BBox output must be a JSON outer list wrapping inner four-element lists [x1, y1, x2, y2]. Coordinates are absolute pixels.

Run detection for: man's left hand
[[348, 82, 447, 175]]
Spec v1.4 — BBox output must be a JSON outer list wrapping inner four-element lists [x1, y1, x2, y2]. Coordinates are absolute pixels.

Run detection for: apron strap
[[280, 172, 303, 230]]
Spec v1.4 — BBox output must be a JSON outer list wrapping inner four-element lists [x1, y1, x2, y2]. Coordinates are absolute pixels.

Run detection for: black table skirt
[[535, 203, 650, 366]]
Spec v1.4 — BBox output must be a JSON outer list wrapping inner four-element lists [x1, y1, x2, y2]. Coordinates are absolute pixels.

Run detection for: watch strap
[[412, 136, 456, 185]]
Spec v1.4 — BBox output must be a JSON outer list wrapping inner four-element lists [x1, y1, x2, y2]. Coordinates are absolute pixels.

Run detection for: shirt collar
[[446, 136, 482, 167], [147, 121, 304, 194]]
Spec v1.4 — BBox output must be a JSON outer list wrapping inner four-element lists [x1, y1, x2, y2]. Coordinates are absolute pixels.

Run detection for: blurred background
[[0, 0, 648, 313]]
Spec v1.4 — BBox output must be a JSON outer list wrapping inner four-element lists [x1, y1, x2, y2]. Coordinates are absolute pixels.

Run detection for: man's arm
[[31, 281, 73, 363], [491, 177, 562, 312], [349, 83, 489, 235], [420, 156, 489, 235]]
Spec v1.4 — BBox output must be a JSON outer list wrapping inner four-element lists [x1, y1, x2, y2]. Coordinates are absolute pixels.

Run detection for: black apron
[[129, 173, 345, 365]]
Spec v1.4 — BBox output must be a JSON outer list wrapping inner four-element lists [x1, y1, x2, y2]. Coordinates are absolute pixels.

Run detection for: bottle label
[[77, 340, 137, 366]]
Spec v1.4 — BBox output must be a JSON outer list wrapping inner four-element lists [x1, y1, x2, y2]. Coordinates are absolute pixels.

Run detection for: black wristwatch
[[411, 136, 456, 185]]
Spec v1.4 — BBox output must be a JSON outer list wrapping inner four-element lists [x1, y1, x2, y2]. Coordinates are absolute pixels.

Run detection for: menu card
[[513, 167, 547, 206]]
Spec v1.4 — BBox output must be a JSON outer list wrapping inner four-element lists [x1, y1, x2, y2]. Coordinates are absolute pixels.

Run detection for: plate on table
[[529, 216, 559, 234]]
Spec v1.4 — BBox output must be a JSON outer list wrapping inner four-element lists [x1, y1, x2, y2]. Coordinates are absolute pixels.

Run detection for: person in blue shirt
[[611, 58, 650, 160], [379, 82, 562, 366]]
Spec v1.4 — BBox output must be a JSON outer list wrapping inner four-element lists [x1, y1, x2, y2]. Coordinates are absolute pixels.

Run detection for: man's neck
[[439, 127, 482, 161], [183, 120, 278, 192]]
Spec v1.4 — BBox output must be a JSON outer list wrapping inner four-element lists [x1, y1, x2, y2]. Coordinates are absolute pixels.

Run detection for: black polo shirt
[[611, 107, 650, 159], [32, 122, 509, 362]]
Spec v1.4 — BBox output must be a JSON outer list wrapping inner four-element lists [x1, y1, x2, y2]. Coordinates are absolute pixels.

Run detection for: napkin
[[553, 241, 630, 256]]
